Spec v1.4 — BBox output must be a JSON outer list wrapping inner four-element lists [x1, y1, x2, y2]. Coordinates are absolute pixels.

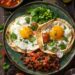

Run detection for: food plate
[[3, 1, 75, 75]]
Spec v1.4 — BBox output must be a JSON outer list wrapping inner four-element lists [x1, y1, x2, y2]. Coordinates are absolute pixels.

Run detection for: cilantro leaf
[[59, 43, 66, 50], [10, 33, 17, 41]]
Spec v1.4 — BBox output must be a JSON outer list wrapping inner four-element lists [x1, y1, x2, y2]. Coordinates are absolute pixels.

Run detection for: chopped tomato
[[33, 31, 37, 35], [42, 33, 49, 43], [32, 57, 36, 61]]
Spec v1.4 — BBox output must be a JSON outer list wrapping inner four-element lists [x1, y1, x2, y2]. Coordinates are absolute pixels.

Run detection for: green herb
[[38, 19, 46, 24], [29, 36, 36, 42], [10, 33, 17, 41], [43, 44, 47, 50], [48, 41, 57, 52], [25, 17, 30, 24], [51, 47, 57, 52], [48, 41, 56, 47], [59, 43, 66, 50], [63, 36, 68, 41], [32, 16, 39, 22], [24, 40, 28, 44], [3, 63, 10, 70], [20, 39, 22, 41], [28, 7, 56, 24], [17, 21, 21, 25], [0, 24, 4, 32], [32, 44, 34, 47], [27, 9, 33, 14], [64, 26, 66, 29], [30, 24, 38, 31]]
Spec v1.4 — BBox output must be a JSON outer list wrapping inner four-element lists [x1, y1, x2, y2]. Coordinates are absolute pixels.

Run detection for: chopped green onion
[[10, 33, 17, 41], [48, 41, 56, 47], [59, 43, 66, 50]]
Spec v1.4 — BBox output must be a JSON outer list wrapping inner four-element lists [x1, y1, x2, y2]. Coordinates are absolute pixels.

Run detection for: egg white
[[6, 15, 39, 51], [41, 19, 72, 58]]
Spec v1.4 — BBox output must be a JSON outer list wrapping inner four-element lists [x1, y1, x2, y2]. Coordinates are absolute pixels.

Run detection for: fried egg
[[6, 15, 39, 53], [37, 18, 74, 58]]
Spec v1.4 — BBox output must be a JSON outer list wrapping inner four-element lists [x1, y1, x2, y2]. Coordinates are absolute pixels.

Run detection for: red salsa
[[21, 50, 60, 72], [0, 0, 21, 7]]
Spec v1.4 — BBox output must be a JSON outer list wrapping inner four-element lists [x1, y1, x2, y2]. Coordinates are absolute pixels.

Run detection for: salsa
[[21, 50, 60, 72], [0, 0, 21, 7]]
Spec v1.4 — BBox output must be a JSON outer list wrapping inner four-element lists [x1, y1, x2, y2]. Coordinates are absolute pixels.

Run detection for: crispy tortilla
[[36, 18, 74, 55]]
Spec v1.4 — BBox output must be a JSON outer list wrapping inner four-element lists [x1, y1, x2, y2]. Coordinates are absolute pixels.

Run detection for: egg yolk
[[49, 25, 64, 40], [20, 26, 33, 39]]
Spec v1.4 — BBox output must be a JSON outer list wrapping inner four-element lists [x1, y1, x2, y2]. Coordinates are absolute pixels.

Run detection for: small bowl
[[0, 0, 23, 9]]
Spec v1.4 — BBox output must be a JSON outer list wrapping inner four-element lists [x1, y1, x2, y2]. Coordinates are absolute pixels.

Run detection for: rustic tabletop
[[0, 0, 75, 75]]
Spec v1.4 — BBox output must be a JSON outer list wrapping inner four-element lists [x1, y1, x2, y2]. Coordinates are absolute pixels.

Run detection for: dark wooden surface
[[0, 0, 75, 75]]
